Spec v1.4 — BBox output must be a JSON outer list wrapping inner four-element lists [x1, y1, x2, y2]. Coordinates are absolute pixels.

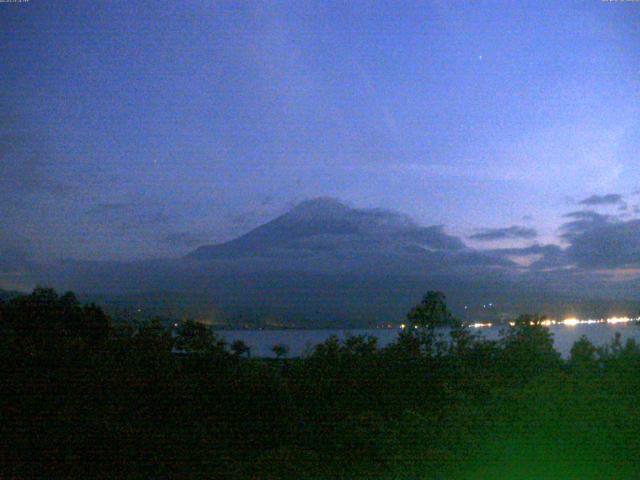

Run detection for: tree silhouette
[[500, 314, 561, 382], [272, 343, 289, 359], [344, 335, 378, 357], [134, 317, 174, 354], [569, 335, 597, 370], [231, 339, 251, 358], [175, 319, 226, 355], [407, 291, 457, 330], [3, 287, 640, 478], [3, 287, 111, 354], [312, 335, 342, 360]]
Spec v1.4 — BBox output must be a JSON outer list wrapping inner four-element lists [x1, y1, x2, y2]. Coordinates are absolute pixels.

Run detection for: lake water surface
[[218, 323, 640, 359]]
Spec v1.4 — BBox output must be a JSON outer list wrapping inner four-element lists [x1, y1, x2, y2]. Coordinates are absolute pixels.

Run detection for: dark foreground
[[2, 288, 639, 479]]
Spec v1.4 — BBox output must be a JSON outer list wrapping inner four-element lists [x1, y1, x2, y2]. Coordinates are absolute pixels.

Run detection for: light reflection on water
[[218, 321, 640, 359]]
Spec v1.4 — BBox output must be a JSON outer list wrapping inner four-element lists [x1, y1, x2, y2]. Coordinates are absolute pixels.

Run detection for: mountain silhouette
[[187, 197, 464, 261], [28, 198, 640, 327]]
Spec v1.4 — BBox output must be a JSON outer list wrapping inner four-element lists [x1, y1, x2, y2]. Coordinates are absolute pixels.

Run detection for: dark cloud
[[556, 210, 640, 269], [528, 246, 571, 270], [565, 219, 640, 269], [579, 193, 623, 206], [469, 226, 537, 241], [288, 198, 464, 251], [561, 210, 612, 237], [478, 208, 640, 271]]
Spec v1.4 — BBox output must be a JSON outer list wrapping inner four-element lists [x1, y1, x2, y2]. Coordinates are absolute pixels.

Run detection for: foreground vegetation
[[2, 288, 640, 478]]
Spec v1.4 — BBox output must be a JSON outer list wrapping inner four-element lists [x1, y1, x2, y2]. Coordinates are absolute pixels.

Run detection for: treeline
[[1, 288, 640, 478]]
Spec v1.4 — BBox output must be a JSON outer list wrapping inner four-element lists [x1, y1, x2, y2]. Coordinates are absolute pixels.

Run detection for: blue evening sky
[[2, 0, 639, 261]]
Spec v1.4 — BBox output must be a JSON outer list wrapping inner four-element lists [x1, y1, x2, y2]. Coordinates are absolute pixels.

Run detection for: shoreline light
[[560, 316, 637, 326], [607, 316, 633, 324], [399, 317, 638, 330], [469, 322, 492, 329], [562, 318, 580, 326]]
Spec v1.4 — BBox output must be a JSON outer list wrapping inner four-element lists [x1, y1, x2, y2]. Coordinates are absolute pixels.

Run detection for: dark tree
[[272, 343, 289, 359], [2, 287, 111, 354], [569, 335, 598, 369], [312, 335, 342, 359], [231, 339, 251, 358], [343, 335, 378, 357], [133, 317, 174, 354], [175, 319, 226, 354], [500, 314, 561, 381], [407, 291, 457, 330]]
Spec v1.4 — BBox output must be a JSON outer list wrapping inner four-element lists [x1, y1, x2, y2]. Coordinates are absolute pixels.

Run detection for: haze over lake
[[218, 322, 640, 359]]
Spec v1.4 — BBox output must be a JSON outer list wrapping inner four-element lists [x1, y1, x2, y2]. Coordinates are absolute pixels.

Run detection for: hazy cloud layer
[[83, 202, 169, 236], [469, 226, 538, 241], [579, 194, 623, 206], [489, 244, 569, 271]]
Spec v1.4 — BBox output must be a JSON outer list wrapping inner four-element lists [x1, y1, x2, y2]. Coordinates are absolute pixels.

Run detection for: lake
[[218, 322, 640, 359]]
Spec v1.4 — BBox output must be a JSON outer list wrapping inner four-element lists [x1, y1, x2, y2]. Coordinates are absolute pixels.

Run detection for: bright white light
[[470, 322, 492, 328], [562, 318, 580, 326], [607, 316, 631, 324]]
